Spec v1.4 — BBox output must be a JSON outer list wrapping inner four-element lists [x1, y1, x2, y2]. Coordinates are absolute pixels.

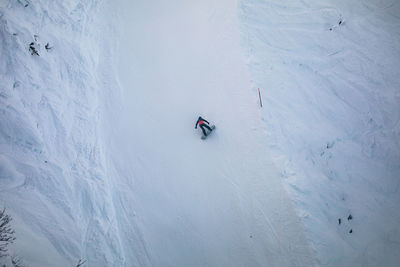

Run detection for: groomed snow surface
[[0, 0, 399, 266]]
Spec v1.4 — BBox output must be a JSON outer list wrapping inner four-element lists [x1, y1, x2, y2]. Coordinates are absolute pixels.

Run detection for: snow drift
[[0, 0, 135, 265]]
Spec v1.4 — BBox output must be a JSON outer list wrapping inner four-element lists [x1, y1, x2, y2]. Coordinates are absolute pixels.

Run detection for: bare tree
[[76, 259, 86, 267], [29, 42, 40, 56], [11, 255, 24, 267], [0, 209, 16, 258]]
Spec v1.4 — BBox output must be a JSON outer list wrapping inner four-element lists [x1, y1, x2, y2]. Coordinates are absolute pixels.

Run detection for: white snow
[[1, 0, 127, 265], [240, 0, 400, 266], [0, 0, 399, 266], [115, 0, 312, 266]]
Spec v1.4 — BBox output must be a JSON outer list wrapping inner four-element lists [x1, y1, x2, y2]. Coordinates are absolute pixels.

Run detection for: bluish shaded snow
[[239, 0, 400, 265]]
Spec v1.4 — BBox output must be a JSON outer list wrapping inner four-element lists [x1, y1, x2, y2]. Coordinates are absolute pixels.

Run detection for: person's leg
[[203, 124, 212, 131], [200, 125, 208, 136]]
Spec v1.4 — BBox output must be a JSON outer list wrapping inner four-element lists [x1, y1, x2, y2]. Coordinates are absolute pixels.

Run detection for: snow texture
[[0, 0, 399, 266], [240, 0, 400, 266]]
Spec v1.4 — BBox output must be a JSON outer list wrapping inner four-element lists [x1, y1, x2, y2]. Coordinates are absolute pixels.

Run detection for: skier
[[195, 116, 213, 137]]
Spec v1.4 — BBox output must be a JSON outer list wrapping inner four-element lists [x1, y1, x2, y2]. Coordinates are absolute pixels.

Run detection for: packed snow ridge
[[1, 0, 399, 266]]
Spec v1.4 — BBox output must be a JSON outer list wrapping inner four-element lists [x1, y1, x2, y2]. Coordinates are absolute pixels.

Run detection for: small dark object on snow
[[44, 160, 48, 163], [45, 42, 53, 51], [17, 0, 29, 7], [76, 259, 86, 267], [339, 20, 342, 25], [29, 42, 39, 56], [338, 218, 341, 225], [349, 229, 353, 234], [348, 214, 353, 221]]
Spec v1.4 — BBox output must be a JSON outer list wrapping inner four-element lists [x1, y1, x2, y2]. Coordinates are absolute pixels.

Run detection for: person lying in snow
[[195, 116, 213, 137]]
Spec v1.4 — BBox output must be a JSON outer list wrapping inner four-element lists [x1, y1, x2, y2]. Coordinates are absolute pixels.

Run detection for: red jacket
[[195, 117, 209, 128]]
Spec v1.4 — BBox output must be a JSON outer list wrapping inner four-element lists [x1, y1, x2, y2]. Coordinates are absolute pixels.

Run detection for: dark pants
[[200, 124, 212, 136]]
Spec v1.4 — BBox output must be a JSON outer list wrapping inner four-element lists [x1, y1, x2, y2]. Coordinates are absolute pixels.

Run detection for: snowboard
[[201, 125, 216, 140]]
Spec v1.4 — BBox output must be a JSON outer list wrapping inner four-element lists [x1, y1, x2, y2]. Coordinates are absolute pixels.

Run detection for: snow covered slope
[[0, 0, 144, 265], [1, 0, 399, 266], [239, 0, 400, 265], [115, 0, 313, 266], [1, 0, 313, 265]]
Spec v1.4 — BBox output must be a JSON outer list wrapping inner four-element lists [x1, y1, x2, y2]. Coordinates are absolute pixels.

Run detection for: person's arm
[[204, 119, 209, 124], [195, 119, 199, 129]]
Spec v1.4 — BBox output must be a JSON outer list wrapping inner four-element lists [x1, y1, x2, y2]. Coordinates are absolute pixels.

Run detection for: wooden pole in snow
[[258, 88, 263, 107]]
